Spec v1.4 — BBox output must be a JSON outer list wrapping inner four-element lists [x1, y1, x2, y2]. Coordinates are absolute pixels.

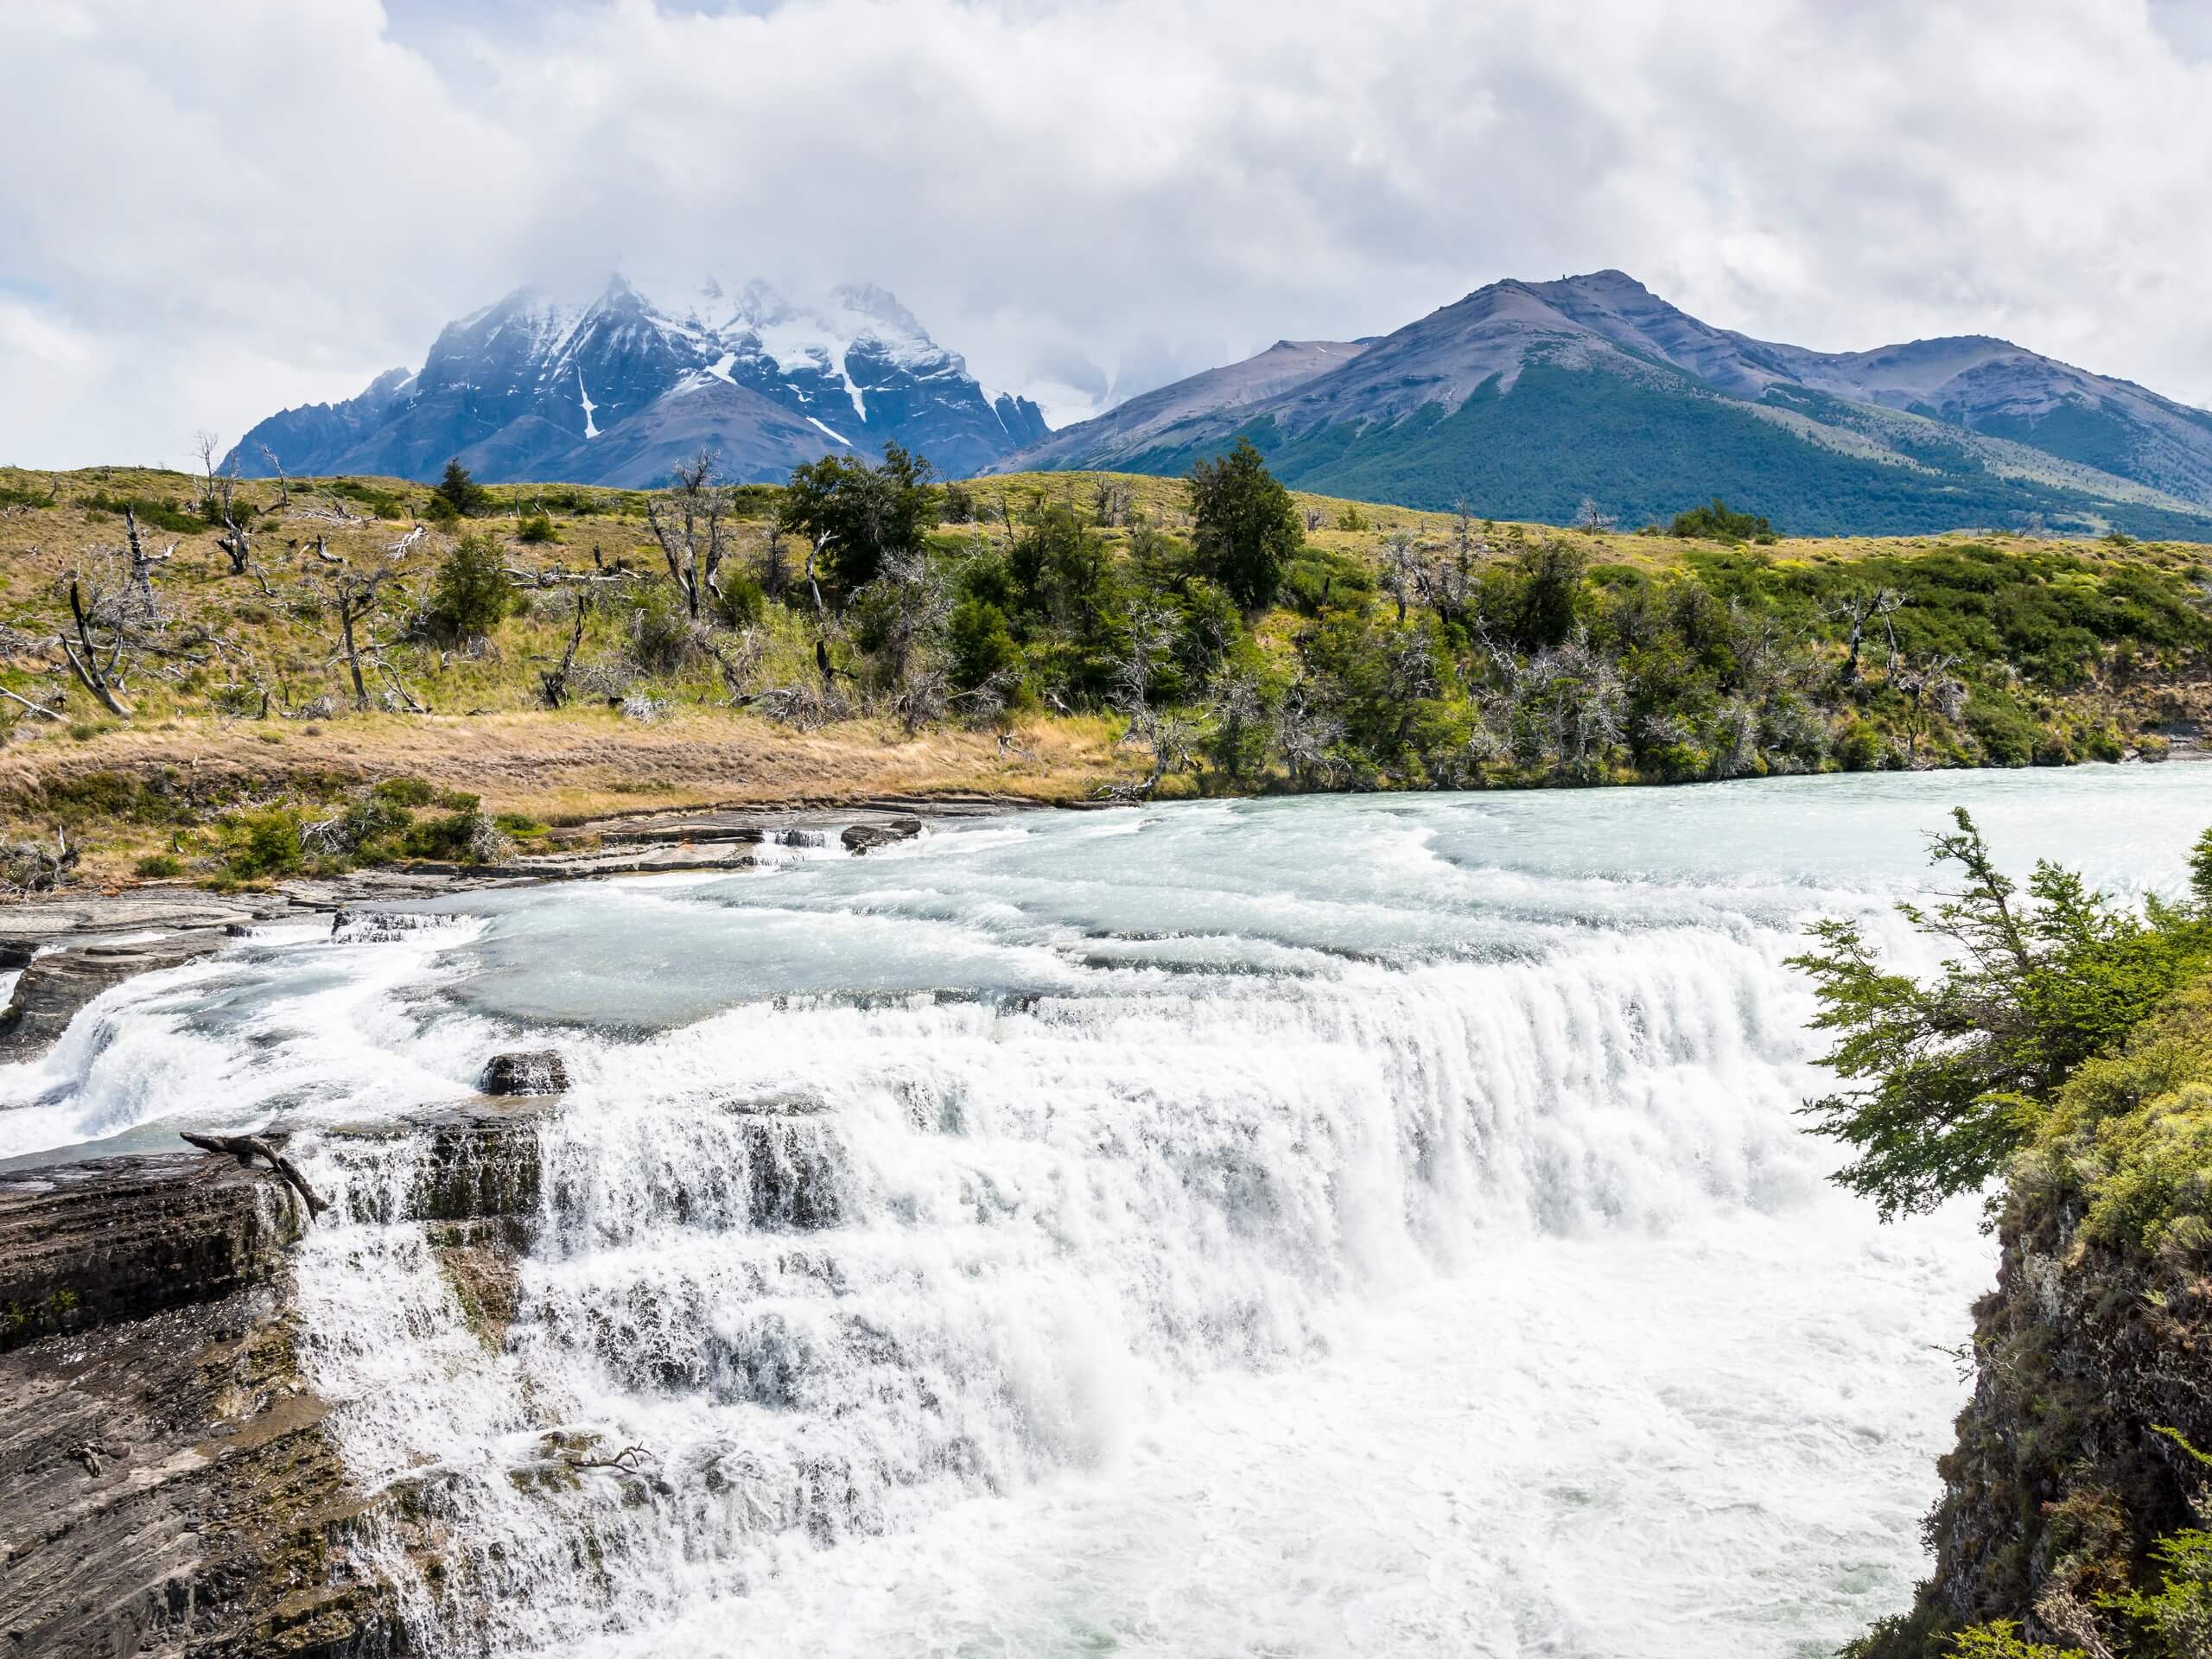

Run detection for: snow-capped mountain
[[227, 276, 1052, 487]]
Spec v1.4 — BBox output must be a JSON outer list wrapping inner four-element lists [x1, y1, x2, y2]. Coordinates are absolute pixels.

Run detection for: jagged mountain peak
[[830, 282, 929, 340], [228, 275, 1050, 488]]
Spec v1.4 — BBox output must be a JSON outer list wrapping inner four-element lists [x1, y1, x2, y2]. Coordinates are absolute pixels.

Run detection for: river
[[4, 766, 2209, 1656]]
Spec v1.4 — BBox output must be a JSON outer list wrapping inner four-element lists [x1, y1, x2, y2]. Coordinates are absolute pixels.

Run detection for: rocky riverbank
[[1853, 986, 2212, 1655]]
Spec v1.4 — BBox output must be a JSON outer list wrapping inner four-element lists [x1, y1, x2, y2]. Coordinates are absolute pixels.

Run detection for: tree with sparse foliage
[[1188, 437, 1301, 615], [1790, 809, 2212, 1218]]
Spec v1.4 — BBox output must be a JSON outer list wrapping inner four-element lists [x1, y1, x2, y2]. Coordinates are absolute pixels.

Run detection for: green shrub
[[371, 776, 477, 811], [329, 479, 405, 518], [626, 584, 703, 674], [517, 512, 557, 545], [133, 854, 182, 878], [226, 810, 304, 879], [1669, 499, 1775, 542], [80, 492, 202, 535], [712, 570, 766, 630], [948, 598, 1020, 691]]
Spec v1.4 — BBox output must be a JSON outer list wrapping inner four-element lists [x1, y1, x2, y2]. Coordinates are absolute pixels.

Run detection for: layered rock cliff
[[0, 1101, 550, 1656]]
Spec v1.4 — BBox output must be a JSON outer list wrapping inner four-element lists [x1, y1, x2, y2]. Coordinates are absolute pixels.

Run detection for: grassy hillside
[[0, 458, 2204, 889]]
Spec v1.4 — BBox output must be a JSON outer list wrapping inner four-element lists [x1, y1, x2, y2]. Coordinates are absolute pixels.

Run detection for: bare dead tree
[[0, 687, 63, 722], [762, 522, 791, 600], [194, 430, 253, 575], [1830, 588, 1904, 683], [862, 549, 954, 732], [801, 533, 831, 617], [0, 828, 79, 897], [1106, 602, 1198, 799], [54, 546, 143, 717], [120, 508, 175, 622], [1378, 532, 1420, 624], [257, 443, 293, 509], [697, 626, 765, 704], [539, 593, 588, 708], [1573, 496, 1618, 534], [1090, 478, 1132, 528], [309, 546, 412, 710], [1274, 680, 1345, 788], [180, 1130, 327, 1221], [1892, 652, 1967, 766], [641, 449, 730, 619]]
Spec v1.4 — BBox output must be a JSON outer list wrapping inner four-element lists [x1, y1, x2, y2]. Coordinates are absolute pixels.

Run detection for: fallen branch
[[567, 1444, 652, 1472], [181, 1130, 328, 1221], [0, 688, 62, 721]]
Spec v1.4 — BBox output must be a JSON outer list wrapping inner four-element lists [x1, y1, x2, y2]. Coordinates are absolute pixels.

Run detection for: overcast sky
[[4, 0, 2209, 467]]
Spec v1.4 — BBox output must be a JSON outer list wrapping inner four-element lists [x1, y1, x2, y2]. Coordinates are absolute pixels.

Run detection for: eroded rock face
[[1, 1153, 292, 1351], [0, 934, 225, 1060], [1856, 1193, 2212, 1656], [479, 1050, 569, 1097], [0, 1148, 405, 1658]]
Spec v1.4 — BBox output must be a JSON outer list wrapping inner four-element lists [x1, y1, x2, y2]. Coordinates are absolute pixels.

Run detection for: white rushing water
[[6, 767, 2211, 1656]]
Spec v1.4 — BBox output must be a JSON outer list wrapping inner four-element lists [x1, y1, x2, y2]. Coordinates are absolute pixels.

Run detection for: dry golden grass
[[0, 708, 1125, 827]]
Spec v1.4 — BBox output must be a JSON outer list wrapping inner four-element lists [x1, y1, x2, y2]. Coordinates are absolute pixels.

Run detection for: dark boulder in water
[[480, 1050, 569, 1096], [840, 817, 924, 855]]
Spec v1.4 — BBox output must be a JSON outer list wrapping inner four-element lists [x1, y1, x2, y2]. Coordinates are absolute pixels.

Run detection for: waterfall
[[285, 920, 1853, 1654], [16, 771, 2209, 1655]]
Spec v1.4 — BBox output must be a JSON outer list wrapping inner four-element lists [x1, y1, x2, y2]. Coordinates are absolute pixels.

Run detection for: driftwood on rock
[[568, 1444, 652, 1473], [180, 1130, 328, 1221]]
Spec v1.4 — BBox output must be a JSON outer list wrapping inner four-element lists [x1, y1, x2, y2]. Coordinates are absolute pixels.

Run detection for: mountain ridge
[[992, 270, 2212, 537]]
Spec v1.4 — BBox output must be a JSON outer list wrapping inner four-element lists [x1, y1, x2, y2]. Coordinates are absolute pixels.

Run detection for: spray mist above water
[[5, 766, 2209, 1656]]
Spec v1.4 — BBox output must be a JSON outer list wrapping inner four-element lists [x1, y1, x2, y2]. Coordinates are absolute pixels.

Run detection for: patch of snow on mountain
[[576, 367, 599, 439], [806, 416, 853, 447]]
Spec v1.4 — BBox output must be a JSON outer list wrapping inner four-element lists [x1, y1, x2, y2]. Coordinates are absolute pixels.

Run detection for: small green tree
[[435, 460, 491, 518], [948, 597, 1020, 692], [427, 533, 511, 639], [1188, 438, 1301, 615], [779, 442, 939, 594], [1790, 810, 2212, 1217]]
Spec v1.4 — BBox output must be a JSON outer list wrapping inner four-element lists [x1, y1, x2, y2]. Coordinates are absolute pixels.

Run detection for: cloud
[[3, 0, 2209, 467]]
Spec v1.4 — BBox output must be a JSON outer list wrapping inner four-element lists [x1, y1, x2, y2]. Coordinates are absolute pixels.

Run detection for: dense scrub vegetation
[[1801, 819, 2212, 1656], [0, 444, 2203, 886]]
